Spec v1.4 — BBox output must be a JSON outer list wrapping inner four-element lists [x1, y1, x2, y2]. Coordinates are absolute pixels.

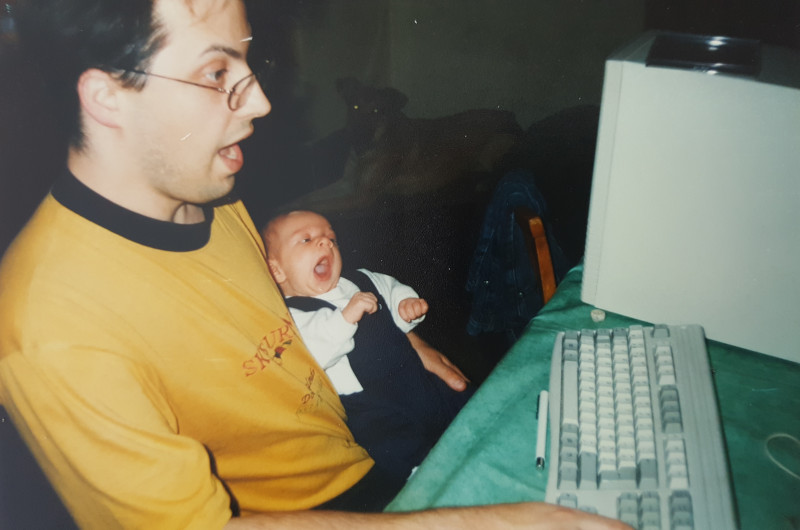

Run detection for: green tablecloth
[[387, 265, 800, 530]]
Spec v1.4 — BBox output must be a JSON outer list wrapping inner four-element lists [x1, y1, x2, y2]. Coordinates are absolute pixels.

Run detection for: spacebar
[[562, 359, 579, 433]]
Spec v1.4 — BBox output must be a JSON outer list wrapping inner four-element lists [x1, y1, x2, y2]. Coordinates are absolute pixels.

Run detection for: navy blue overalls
[[286, 271, 473, 480]]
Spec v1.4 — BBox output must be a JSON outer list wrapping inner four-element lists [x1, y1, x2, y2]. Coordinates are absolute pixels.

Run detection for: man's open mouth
[[219, 144, 242, 161], [218, 143, 244, 172]]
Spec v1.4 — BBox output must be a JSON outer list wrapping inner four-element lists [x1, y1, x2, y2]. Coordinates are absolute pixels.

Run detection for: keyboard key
[[561, 359, 579, 432], [556, 493, 578, 508], [564, 330, 579, 349], [652, 324, 670, 338], [670, 490, 693, 514], [579, 452, 598, 490], [638, 458, 658, 489], [617, 493, 638, 526], [558, 447, 579, 489]]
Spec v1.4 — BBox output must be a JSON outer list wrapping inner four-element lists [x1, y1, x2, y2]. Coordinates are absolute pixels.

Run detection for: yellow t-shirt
[[0, 174, 373, 529]]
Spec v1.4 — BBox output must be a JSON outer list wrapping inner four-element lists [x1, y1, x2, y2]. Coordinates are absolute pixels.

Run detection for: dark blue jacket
[[466, 170, 568, 336]]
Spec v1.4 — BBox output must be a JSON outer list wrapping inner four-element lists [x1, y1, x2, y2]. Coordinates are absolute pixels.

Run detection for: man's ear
[[267, 258, 286, 283], [76, 68, 123, 129]]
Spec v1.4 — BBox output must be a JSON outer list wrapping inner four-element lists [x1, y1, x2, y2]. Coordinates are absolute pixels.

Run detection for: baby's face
[[268, 211, 343, 297]]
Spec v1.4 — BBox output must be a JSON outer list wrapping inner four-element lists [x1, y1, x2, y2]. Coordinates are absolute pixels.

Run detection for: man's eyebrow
[[201, 44, 246, 60]]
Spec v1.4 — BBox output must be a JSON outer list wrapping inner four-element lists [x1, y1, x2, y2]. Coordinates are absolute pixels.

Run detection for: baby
[[263, 210, 473, 480]]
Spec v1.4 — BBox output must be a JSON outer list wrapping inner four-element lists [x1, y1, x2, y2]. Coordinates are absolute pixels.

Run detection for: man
[[0, 0, 628, 528]]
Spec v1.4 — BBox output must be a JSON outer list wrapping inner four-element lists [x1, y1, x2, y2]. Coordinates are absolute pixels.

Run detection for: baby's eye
[[300, 238, 311, 244], [330, 238, 338, 246]]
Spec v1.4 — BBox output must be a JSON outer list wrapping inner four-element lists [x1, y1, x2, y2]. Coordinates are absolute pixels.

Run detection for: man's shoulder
[[0, 196, 104, 354], [1, 194, 72, 277]]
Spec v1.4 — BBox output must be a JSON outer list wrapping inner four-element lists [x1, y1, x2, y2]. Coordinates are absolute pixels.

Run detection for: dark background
[[3, 0, 799, 256]]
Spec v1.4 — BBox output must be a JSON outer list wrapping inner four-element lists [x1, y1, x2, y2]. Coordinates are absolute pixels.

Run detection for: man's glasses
[[125, 69, 261, 111]]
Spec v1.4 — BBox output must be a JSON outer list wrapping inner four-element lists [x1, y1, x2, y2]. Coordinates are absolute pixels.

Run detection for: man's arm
[[406, 331, 469, 392], [224, 502, 632, 529]]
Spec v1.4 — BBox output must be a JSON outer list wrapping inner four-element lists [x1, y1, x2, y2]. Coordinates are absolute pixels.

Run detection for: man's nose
[[242, 80, 271, 118]]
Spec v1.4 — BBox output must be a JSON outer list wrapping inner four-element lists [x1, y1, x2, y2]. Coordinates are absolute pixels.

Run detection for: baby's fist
[[342, 291, 379, 323], [399, 298, 428, 322]]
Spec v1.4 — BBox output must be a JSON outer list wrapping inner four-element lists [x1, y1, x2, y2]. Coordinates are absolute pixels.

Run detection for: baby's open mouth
[[314, 257, 331, 280]]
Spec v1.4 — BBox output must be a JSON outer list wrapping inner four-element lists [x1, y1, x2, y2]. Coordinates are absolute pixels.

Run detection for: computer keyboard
[[544, 324, 737, 529]]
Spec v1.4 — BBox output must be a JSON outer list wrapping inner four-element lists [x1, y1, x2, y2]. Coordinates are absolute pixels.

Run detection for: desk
[[387, 265, 800, 529]]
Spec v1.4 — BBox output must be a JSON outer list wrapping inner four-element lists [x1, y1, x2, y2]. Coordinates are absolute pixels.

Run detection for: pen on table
[[536, 390, 548, 470]]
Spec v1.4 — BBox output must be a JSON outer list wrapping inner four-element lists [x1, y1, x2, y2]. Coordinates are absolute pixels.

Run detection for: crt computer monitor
[[580, 31, 800, 364]]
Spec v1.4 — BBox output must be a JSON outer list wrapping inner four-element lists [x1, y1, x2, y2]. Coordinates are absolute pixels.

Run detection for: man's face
[[267, 212, 343, 297], [121, 0, 270, 212]]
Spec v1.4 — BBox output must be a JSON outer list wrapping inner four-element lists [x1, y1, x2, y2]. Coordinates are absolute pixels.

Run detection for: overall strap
[[346, 269, 378, 295], [284, 296, 336, 313]]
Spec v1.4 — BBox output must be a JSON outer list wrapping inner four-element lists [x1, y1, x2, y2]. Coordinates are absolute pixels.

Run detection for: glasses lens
[[229, 73, 257, 111]]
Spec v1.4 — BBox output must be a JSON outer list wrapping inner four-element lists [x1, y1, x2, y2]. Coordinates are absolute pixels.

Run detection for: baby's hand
[[341, 292, 379, 323], [398, 298, 428, 322]]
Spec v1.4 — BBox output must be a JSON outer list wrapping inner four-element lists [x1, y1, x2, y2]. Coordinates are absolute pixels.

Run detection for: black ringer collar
[[52, 170, 215, 252]]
